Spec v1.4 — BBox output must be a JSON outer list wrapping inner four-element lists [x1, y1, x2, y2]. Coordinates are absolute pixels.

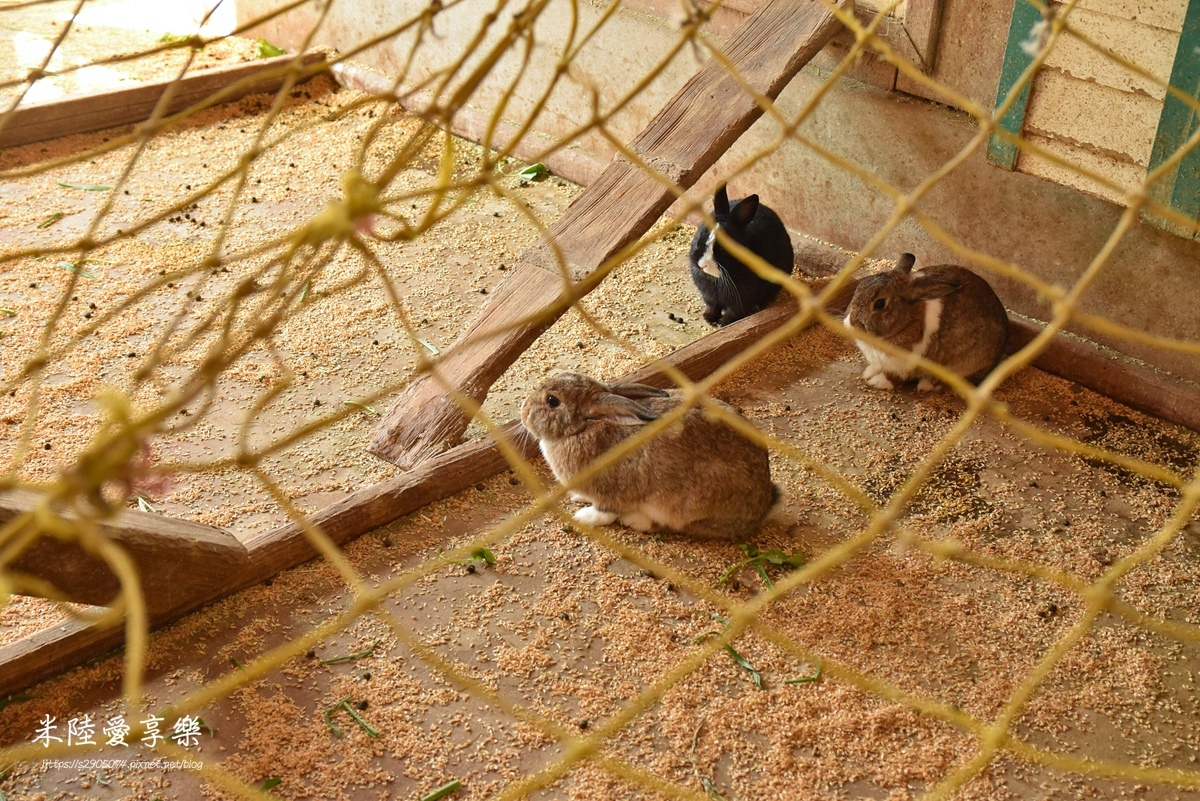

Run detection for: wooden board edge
[[0, 618, 119, 700], [0, 51, 328, 149], [0, 487, 248, 613], [1007, 317, 1200, 434]]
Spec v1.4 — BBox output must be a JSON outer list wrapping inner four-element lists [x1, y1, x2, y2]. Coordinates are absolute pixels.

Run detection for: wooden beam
[[367, 0, 849, 470], [0, 292, 810, 697], [0, 618, 118, 701], [1007, 317, 1200, 434], [986, 0, 1042, 170], [0, 51, 328, 149], [0, 488, 247, 615]]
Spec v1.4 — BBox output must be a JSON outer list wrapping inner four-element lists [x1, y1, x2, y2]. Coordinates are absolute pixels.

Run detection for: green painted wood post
[[987, 1, 1045, 170], [1144, 0, 1200, 236]]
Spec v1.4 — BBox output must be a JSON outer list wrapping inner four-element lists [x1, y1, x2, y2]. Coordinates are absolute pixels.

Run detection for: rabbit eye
[[873, 298, 887, 311], [546, 393, 560, 408]]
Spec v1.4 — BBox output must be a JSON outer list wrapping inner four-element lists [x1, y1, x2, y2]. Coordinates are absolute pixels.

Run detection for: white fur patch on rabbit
[[618, 510, 656, 532], [575, 506, 618, 526], [846, 299, 943, 389], [696, 228, 721, 277], [845, 254, 1009, 391]]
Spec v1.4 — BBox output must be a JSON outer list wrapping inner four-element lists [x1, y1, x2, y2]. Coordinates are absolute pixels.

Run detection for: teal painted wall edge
[[1144, 0, 1200, 236], [986, 0, 1043, 170]]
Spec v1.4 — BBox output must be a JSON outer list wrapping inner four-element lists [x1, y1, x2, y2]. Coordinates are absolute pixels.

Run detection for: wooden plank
[[1143, 0, 1200, 236], [0, 488, 247, 614], [1007, 317, 1200, 433], [368, 0, 850, 469], [0, 51, 327, 149], [0, 618, 117, 701], [987, 0, 1044, 170], [0, 288, 817, 698]]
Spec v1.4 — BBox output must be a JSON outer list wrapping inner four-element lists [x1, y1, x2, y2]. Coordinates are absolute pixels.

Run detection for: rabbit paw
[[865, 372, 896, 390], [916, 377, 939, 393], [575, 506, 618, 527], [619, 511, 655, 532]]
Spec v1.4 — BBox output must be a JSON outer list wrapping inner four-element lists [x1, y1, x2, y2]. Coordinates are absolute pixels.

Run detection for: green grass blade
[[36, 212, 63, 229], [57, 182, 110, 191], [420, 780, 462, 801], [318, 639, 381, 665]]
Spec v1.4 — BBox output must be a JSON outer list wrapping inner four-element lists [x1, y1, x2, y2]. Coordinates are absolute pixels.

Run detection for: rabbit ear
[[713, 184, 730, 216], [590, 393, 659, 426], [896, 253, 917, 273], [904, 273, 962, 301], [730, 194, 759, 227], [605, 381, 669, 400]]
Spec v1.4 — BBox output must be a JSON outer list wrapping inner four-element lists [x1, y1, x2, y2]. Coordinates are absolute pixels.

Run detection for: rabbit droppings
[[520, 373, 781, 540], [689, 185, 795, 327], [845, 253, 1008, 392]]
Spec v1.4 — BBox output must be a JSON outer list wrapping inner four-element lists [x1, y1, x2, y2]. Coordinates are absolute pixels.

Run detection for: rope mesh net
[[1, 0, 1199, 798]]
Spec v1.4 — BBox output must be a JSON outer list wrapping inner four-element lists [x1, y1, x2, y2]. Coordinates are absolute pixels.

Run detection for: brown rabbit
[[519, 373, 780, 540], [844, 253, 1008, 391]]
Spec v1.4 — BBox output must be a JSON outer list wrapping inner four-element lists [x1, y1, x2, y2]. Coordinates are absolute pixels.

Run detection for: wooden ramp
[[367, 0, 852, 469]]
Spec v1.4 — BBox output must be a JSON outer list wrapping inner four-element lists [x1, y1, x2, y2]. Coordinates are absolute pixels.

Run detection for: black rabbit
[[688, 185, 795, 326]]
